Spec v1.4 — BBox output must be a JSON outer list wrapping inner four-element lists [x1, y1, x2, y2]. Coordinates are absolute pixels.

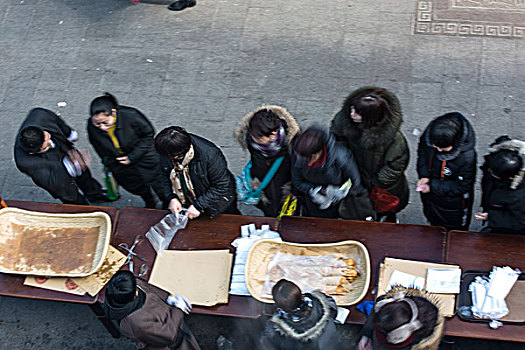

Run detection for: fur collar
[[383, 287, 444, 350], [338, 86, 403, 149], [235, 105, 300, 150], [424, 113, 476, 161], [270, 291, 332, 342], [489, 139, 525, 189]]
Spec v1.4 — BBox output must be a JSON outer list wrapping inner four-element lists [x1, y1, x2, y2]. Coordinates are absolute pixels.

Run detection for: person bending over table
[[14, 108, 107, 205], [104, 271, 200, 350], [153, 126, 239, 219]]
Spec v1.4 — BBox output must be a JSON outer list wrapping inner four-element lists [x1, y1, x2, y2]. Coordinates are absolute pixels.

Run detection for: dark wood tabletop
[[0, 200, 119, 304], [111, 207, 278, 319], [444, 230, 525, 342], [278, 216, 447, 324]]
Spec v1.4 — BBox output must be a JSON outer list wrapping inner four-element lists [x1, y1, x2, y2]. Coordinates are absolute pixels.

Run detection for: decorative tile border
[[414, 0, 525, 39]]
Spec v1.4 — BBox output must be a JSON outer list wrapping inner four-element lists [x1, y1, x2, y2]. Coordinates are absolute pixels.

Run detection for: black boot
[[168, 0, 196, 11]]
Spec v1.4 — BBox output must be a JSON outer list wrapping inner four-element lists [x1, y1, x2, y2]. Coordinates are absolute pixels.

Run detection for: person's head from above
[[19, 126, 52, 154], [486, 149, 522, 181], [291, 128, 324, 167], [106, 270, 137, 306], [248, 109, 281, 146], [350, 89, 391, 128], [429, 112, 464, 153], [155, 126, 192, 163], [272, 279, 302, 313], [90, 93, 119, 132]]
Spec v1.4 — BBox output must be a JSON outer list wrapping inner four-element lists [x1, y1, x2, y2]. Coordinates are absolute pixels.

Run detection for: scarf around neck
[[170, 144, 197, 206], [248, 124, 286, 158]]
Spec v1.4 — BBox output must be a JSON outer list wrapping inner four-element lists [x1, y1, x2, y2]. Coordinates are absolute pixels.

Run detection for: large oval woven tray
[[245, 239, 370, 306], [0, 207, 111, 277]]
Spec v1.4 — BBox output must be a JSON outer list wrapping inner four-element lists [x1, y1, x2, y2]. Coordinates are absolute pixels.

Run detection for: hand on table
[[116, 156, 130, 165], [185, 205, 200, 220], [167, 294, 192, 314]]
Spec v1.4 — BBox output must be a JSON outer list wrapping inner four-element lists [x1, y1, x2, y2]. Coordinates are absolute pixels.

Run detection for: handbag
[[236, 156, 284, 205], [370, 186, 399, 214], [103, 157, 120, 201], [277, 194, 301, 221]]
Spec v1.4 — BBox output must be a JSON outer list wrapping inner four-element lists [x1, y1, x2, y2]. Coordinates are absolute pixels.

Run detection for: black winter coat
[[235, 105, 300, 216], [481, 168, 525, 235], [417, 113, 477, 230], [155, 134, 237, 218], [14, 108, 81, 202], [259, 291, 339, 350], [291, 127, 364, 218], [87, 106, 163, 196]]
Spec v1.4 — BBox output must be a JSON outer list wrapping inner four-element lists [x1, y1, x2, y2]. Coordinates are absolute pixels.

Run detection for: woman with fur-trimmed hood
[[331, 87, 409, 222], [260, 279, 339, 350], [356, 287, 444, 350], [235, 106, 300, 216]]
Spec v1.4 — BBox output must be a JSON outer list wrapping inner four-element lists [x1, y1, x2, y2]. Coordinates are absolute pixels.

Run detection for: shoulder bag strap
[[257, 156, 285, 192]]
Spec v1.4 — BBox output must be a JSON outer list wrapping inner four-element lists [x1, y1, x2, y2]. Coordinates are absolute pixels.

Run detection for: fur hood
[[489, 138, 525, 190], [235, 105, 300, 150], [270, 290, 333, 343], [381, 286, 444, 350], [337, 86, 403, 149]]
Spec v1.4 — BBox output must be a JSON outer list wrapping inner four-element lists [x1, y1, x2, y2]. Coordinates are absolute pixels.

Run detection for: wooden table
[[111, 207, 278, 320], [0, 200, 120, 335], [278, 216, 447, 324], [444, 230, 525, 342]]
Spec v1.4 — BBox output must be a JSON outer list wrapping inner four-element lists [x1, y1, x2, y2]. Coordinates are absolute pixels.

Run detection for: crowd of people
[[12, 87, 525, 349]]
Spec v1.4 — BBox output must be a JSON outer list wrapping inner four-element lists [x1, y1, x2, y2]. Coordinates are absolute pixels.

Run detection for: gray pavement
[[0, 0, 524, 349]]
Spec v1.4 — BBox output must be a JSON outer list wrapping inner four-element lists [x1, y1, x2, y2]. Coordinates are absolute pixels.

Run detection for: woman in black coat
[[87, 93, 164, 208], [235, 106, 300, 216], [476, 136, 525, 235], [416, 112, 477, 231]]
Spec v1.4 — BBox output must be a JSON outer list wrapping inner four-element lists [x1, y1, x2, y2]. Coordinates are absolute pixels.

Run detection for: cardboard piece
[[148, 250, 233, 307], [24, 276, 86, 295], [500, 280, 525, 323], [72, 245, 127, 296], [378, 257, 460, 317]]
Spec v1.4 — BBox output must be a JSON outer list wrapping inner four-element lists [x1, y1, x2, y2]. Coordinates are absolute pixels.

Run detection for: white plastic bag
[[146, 213, 188, 253]]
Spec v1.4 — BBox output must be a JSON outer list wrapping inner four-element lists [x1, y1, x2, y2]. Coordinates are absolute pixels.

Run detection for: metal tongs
[[118, 235, 147, 273]]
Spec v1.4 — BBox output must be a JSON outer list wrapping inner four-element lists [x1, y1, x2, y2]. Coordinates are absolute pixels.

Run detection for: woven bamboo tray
[[245, 239, 370, 306], [0, 207, 111, 277]]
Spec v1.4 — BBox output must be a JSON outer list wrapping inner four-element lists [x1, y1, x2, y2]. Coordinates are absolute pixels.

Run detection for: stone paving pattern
[[0, 0, 524, 349]]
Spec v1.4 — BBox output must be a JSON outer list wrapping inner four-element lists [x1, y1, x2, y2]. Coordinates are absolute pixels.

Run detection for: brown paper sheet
[[24, 276, 86, 296], [72, 245, 127, 296], [148, 250, 233, 307], [377, 257, 460, 317], [500, 280, 525, 322]]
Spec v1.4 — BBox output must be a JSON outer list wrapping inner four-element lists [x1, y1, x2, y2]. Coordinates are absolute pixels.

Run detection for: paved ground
[[0, 0, 524, 349]]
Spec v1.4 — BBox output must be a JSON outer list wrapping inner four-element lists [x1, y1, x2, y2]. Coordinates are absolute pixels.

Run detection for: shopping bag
[[370, 186, 399, 214], [236, 161, 260, 205], [277, 194, 301, 221]]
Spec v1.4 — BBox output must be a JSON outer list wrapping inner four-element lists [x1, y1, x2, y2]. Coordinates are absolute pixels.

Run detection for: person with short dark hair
[[235, 106, 300, 216], [475, 136, 525, 235], [356, 287, 443, 350], [87, 93, 165, 208], [416, 112, 477, 230], [154, 126, 239, 219], [104, 271, 200, 350], [14, 108, 106, 204], [331, 87, 410, 223], [260, 279, 339, 349], [290, 126, 365, 218]]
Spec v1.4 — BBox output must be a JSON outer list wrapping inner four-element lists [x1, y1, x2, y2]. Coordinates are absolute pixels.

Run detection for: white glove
[[326, 184, 349, 202], [309, 187, 330, 208], [167, 294, 192, 314]]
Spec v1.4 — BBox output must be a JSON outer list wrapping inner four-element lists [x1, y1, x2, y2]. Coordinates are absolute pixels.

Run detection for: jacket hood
[[270, 290, 333, 343], [381, 286, 444, 350], [424, 112, 476, 161], [104, 287, 146, 321], [235, 105, 300, 150], [338, 87, 403, 149], [489, 138, 525, 190]]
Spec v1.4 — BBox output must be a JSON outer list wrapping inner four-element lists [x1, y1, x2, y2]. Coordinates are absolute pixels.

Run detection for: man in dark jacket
[[260, 279, 339, 350], [104, 270, 200, 350], [476, 136, 525, 235], [416, 112, 477, 231], [14, 108, 106, 204], [154, 126, 239, 219]]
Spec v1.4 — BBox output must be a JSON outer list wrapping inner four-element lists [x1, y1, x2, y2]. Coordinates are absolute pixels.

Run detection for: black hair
[[486, 149, 522, 180], [19, 126, 45, 153], [154, 126, 192, 159], [248, 109, 282, 138], [272, 279, 302, 312], [90, 92, 119, 117], [351, 89, 392, 128], [429, 112, 464, 148], [106, 270, 137, 305], [291, 128, 324, 157]]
